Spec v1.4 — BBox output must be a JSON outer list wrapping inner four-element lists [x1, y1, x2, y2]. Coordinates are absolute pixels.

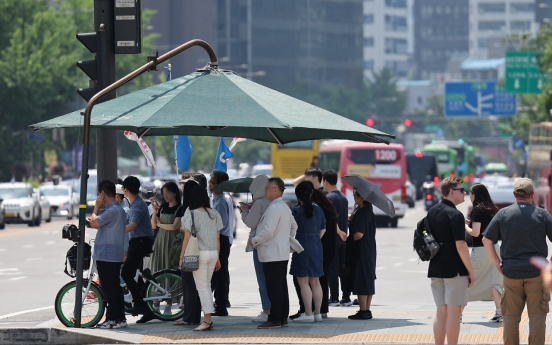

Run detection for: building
[[469, 0, 536, 59], [396, 80, 436, 114], [413, 0, 469, 80], [362, 0, 412, 78], [215, 0, 364, 89], [460, 58, 505, 81], [536, 0, 552, 27]]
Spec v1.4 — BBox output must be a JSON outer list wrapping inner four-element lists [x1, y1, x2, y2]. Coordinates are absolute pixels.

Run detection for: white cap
[[116, 184, 124, 195]]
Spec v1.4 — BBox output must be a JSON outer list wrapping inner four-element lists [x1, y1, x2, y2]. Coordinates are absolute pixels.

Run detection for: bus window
[[319, 151, 341, 172]]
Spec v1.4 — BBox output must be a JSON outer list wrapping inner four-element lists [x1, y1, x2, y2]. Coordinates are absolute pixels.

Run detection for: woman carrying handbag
[[178, 185, 223, 332]]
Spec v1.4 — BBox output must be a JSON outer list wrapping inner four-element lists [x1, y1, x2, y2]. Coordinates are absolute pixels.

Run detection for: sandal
[[193, 321, 214, 332], [174, 320, 196, 326]]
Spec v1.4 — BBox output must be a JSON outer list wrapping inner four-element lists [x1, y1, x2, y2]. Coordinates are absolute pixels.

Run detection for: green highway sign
[[505, 51, 546, 94]]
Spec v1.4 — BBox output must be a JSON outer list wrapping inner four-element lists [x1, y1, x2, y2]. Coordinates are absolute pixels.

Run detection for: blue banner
[[175, 136, 193, 171], [214, 138, 233, 172]]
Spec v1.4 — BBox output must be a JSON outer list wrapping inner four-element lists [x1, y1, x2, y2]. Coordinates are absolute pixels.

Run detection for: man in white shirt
[[251, 177, 298, 329]]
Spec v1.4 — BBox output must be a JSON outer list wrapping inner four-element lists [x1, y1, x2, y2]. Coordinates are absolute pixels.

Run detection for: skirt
[[151, 228, 177, 272], [468, 244, 503, 302]]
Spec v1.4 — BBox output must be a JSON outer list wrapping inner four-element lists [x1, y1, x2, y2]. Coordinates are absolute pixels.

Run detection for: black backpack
[[413, 216, 441, 262], [64, 243, 92, 278]]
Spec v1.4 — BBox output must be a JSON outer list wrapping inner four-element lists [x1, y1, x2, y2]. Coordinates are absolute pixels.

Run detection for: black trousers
[[96, 260, 125, 321], [212, 235, 231, 313], [263, 260, 289, 323], [293, 259, 331, 314], [181, 271, 201, 324], [121, 237, 152, 308], [329, 243, 350, 301]]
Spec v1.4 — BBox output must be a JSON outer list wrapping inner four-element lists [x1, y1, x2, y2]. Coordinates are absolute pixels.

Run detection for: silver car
[[0, 183, 42, 226], [40, 185, 78, 220]]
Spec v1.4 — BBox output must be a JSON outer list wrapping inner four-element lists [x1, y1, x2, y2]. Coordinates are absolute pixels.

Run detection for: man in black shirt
[[427, 177, 474, 345]]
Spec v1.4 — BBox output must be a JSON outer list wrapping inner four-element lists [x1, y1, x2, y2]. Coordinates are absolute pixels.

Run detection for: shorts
[[431, 275, 469, 307]]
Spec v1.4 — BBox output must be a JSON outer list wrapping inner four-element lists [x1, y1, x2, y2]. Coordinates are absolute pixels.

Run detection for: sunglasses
[[452, 187, 466, 193]]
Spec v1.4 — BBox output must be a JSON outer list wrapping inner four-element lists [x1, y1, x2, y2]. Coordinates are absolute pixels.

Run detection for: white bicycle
[[54, 241, 184, 328]]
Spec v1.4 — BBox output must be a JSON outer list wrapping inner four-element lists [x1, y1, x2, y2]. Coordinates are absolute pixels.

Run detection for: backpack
[[413, 216, 441, 261], [64, 243, 92, 278]]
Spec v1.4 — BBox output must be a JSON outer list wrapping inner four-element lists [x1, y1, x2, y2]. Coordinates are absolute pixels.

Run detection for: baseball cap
[[139, 181, 156, 194], [514, 178, 534, 195], [115, 184, 124, 195]]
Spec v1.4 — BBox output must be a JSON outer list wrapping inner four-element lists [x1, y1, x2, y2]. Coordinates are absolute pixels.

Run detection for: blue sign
[[28, 133, 45, 141], [445, 81, 517, 117], [513, 137, 525, 149]]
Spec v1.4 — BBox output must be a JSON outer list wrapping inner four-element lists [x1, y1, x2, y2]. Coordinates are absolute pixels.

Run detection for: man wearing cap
[[483, 178, 552, 345]]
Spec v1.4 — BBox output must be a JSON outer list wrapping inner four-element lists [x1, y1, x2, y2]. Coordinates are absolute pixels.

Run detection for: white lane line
[[393, 262, 404, 267], [376, 266, 386, 270], [9, 276, 27, 281], [0, 306, 54, 320], [408, 258, 417, 262], [0, 268, 21, 276], [45, 241, 56, 245], [25, 257, 42, 261], [0, 248, 6, 252]]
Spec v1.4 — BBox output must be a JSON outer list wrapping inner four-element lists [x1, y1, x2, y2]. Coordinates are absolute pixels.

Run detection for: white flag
[[124, 131, 156, 167]]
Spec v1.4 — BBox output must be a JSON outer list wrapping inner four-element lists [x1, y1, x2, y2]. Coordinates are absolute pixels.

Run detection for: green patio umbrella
[[213, 177, 254, 194], [29, 69, 393, 144]]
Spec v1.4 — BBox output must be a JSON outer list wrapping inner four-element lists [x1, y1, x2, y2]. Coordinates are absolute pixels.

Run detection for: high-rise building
[[536, 0, 552, 27], [413, 0, 469, 80], [215, 0, 364, 89], [469, 0, 536, 59], [362, 0, 412, 78]]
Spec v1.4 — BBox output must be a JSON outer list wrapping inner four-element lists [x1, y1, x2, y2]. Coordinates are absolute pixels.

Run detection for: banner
[[214, 138, 234, 172], [228, 137, 246, 151], [175, 135, 193, 171], [124, 131, 156, 168]]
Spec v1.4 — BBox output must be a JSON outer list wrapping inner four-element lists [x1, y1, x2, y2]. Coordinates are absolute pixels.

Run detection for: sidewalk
[[29, 302, 552, 344]]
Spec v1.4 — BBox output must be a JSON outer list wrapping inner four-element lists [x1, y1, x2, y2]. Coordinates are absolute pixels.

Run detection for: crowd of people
[[86, 167, 552, 344]]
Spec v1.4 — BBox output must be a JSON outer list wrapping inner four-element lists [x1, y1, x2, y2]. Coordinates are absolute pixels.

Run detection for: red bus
[[318, 140, 407, 228], [526, 122, 552, 212]]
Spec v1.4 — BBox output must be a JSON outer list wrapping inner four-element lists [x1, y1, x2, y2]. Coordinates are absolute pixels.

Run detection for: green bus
[[485, 162, 509, 176], [416, 144, 458, 180], [434, 140, 476, 189]]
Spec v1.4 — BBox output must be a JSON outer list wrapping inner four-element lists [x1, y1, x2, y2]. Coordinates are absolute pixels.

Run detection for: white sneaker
[[293, 313, 314, 323], [114, 319, 127, 328], [96, 320, 117, 329], [314, 314, 323, 322], [163, 304, 173, 315], [251, 311, 269, 323]]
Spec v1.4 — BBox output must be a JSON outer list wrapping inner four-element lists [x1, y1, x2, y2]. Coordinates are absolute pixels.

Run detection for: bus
[[318, 140, 407, 228], [416, 144, 458, 179], [406, 153, 439, 200], [271, 140, 320, 179], [434, 140, 476, 189], [526, 122, 552, 213], [484, 162, 509, 176]]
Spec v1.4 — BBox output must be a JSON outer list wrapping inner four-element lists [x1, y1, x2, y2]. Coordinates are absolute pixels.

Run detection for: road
[[0, 200, 469, 327]]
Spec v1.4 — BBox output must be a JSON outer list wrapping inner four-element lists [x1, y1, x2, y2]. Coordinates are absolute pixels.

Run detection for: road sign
[[505, 51, 546, 94], [513, 137, 525, 149], [444, 81, 516, 117], [424, 125, 439, 133]]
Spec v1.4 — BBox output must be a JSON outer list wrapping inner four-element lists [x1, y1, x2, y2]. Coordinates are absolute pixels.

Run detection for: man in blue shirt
[[89, 180, 127, 329], [209, 170, 234, 316], [121, 176, 155, 322]]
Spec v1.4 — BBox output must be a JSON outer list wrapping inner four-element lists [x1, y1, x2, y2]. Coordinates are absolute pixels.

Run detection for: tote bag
[[182, 211, 200, 272]]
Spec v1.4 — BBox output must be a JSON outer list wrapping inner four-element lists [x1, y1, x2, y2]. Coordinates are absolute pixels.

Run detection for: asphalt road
[[0, 200, 470, 328]]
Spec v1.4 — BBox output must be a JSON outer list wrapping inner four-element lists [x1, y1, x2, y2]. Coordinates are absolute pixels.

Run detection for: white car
[[40, 184, 79, 220], [0, 183, 43, 226], [251, 164, 272, 177], [34, 188, 52, 223]]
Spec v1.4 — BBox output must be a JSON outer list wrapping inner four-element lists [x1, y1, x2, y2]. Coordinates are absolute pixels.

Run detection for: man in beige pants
[[483, 178, 552, 345]]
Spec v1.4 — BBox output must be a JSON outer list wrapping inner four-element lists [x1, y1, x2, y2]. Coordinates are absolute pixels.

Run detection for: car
[[405, 180, 416, 208], [489, 180, 519, 210], [251, 164, 272, 177], [34, 188, 52, 223], [84, 170, 98, 213], [0, 183, 42, 226], [40, 184, 79, 220]]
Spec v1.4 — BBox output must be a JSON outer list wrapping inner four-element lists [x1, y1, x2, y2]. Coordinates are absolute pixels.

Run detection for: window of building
[[385, 60, 408, 77], [510, 2, 534, 13], [385, 0, 406, 9], [385, 15, 407, 31], [385, 38, 407, 54], [364, 60, 374, 70], [478, 2, 506, 13], [364, 14, 374, 24], [510, 20, 531, 31], [478, 20, 506, 31], [478, 38, 488, 48], [364, 37, 374, 47]]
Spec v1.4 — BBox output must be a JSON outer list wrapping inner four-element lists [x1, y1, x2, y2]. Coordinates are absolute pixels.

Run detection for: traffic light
[[76, 27, 108, 102], [404, 119, 412, 127], [366, 118, 375, 127]]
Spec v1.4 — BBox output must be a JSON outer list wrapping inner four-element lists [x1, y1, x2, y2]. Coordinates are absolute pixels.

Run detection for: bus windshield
[[319, 151, 340, 172], [422, 151, 450, 163]]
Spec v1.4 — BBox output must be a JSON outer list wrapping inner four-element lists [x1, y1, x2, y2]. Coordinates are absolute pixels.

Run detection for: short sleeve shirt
[[182, 208, 223, 251], [157, 204, 185, 218], [94, 202, 126, 262], [427, 199, 469, 278], [128, 197, 154, 238], [484, 203, 552, 279], [469, 206, 493, 247], [327, 190, 349, 243]]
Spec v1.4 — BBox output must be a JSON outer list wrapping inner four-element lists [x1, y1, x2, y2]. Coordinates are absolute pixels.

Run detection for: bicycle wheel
[[55, 280, 106, 328], [143, 269, 184, 321]]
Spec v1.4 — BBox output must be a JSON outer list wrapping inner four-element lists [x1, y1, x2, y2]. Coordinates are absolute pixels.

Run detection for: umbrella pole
[[73, 39, 218, 327]]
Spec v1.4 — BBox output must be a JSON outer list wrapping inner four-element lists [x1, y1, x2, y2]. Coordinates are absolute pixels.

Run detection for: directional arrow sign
[[505, 51, 546, 94], [444, 81, 516, 117]]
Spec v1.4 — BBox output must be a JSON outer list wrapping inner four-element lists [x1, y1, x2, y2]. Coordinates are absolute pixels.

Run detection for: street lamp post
[[73, 39, 218, 327]]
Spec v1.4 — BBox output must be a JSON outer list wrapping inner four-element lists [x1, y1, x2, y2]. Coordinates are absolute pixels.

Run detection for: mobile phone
[[150, 197, 158, 208], [531, 257, 549, 270], [85, 218, 91, 228]]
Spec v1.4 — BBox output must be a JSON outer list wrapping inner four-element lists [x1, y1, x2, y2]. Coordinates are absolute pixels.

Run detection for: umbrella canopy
[[29, 69, 393, 144], [342, 174, 395, 218], [212, 177, 254, 194]]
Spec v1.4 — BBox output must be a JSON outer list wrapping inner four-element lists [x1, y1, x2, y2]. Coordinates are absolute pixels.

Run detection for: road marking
[[408, 258, 417, 262], [393, 263, 403, 267], [25, 257, 42, 261], [9, 276, 27, 281], [0, 248, 6, 252], [0, 268, 21, 275], [376, 266, 386, 270], [45, 241, 56, 245], [0, 306, 54, 320]]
